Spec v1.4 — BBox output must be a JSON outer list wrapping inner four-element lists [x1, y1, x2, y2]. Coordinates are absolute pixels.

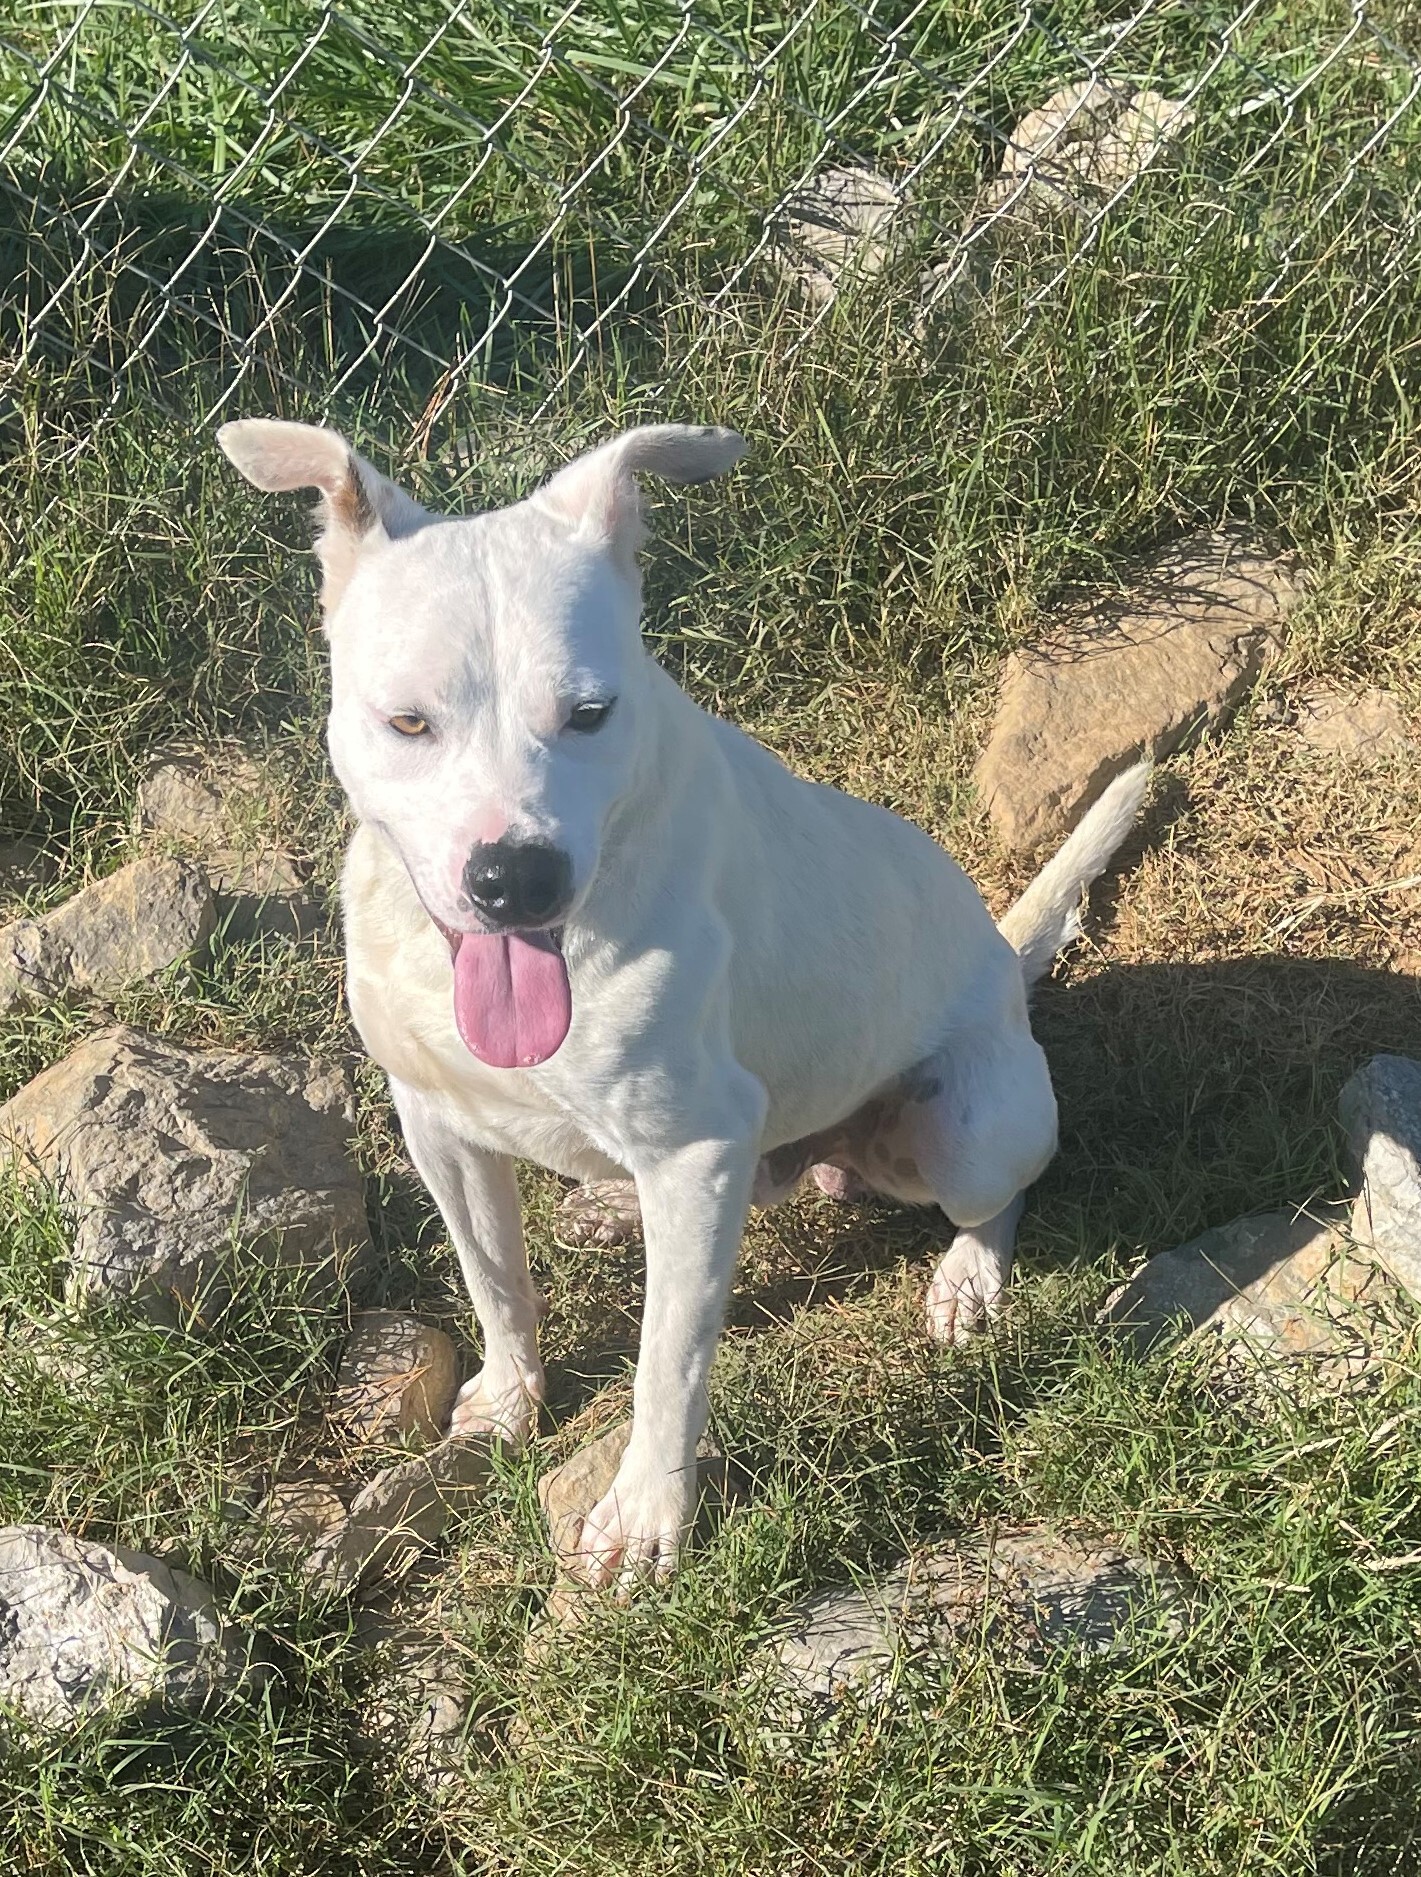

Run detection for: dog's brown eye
[[388, 713, 430, 737], [567, 698, 615, 734]]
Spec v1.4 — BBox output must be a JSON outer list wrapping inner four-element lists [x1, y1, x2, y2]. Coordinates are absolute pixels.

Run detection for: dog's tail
[[997, 760, 1150, 986]]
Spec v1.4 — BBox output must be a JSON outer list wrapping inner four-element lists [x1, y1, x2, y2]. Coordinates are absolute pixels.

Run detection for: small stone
[[753, 1525, 1190, 1724], [0, 1525, 266, 1731], [1294, 686, 1411, 763], [0, 856, 214, 1017], [976, 530, 1303, 859], [332, 1312, 460, 1447], [138, 743, 320, 944], [770, 166, 905, 307], [0, 840, 58, 901], [1340, 1056, 1421, 1301], [305, 1435, 494, 1597], [523, 1422, 740, 1656], [0, 1025, 370, 1314], [1099, 1204, 1384, 1368]]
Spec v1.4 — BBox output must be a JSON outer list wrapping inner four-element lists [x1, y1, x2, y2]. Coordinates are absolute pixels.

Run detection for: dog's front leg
[[391, 1076, 544, 1445], [574, 1129, 759, 1587]]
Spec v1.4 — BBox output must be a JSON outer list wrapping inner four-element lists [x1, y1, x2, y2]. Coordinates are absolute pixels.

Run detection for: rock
[[1293, 686, 1411, 762], [356, 1610, 470, 1785], [981, 80, 1194, 226], [1099, 1204, 1385, 1367], [770, 166, 905, 306], [258, 1480, 350, 1550], [0, 1525, 266, 1731], [1341, 1056, 1421, 1300], [0, 1025, 369, 1314], [0, 856, 214, 1017], [138, 743, 320, 943], [0, 840, 58, 901], [332, 1312, 460, 1447], [976, 530, 1303, 859], [754, 1525, 1190, 1723], [305, 1435, 494, 1597]]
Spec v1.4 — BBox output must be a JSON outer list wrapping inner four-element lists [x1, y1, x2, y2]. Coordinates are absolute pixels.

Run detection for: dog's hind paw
[[924, 1234, 1008, 1345], [557, 1179, 643, 1248]]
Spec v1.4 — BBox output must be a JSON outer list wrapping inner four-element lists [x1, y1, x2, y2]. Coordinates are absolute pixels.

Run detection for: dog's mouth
[[430, 915, 571, 1070]]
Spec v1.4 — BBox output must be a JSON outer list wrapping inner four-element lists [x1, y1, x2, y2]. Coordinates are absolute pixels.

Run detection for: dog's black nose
[[463, 840, 572, 929]]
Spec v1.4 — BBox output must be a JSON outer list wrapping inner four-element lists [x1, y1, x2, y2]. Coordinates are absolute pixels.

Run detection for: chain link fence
[[3, 1, 1419, 464]]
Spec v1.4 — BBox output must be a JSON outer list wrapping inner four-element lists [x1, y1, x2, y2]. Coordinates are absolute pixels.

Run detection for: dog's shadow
[[540, 950, 1421, 1412]]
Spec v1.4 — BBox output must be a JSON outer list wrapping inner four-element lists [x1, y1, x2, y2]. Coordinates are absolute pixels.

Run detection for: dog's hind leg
[[924, 1192, 1024, 1343], [391, 1077, 545, 1444], [870, 1022, 1056, 1343]]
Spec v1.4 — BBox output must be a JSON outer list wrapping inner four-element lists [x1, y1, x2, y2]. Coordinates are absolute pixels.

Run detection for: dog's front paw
[[447, 1366, 541, 1446], [570, 1454, 697, 1589], [924, 1233, 1008, 1345], [557, 1179, 644, 1248]]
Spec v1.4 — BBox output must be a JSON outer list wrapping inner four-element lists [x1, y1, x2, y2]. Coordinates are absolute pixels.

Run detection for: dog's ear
[[533, 424, 744, 568], [217, 419, 428, 617]]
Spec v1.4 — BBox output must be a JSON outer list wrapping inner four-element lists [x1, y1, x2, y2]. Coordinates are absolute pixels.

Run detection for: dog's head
[[218, 418, 743, 1067]]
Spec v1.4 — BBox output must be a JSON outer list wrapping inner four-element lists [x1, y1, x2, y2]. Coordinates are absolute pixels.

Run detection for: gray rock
[[0, 1025, 370, 1314], [976, 530, 1304, 859], [0, 856, 214, 1017], [770, 166, 905, 307], [1341, 1056, 1421, 1299], [756, 1526, 1190, 1723], [0, 1525, 265, 1731], [138, 743, 320, 944], [305, 1436, 494, 1597], [1099, 1204, 1386, 1368], [1293, 686, 1412, 763], [332, 1312, 460, 1448], [557, 1179, 643, 1248]]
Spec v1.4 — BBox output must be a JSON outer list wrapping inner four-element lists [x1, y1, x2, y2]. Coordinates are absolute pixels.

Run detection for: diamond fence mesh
[[3, 0, 1419, 468]]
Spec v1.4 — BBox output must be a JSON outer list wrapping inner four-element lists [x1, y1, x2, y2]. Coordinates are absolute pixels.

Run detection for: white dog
[[218, 418, 1146, 1585]]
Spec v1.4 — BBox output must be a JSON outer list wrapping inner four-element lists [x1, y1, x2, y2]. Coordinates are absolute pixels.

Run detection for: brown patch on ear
[[332, 451, 379, 540], [217, 419, 430, 624]]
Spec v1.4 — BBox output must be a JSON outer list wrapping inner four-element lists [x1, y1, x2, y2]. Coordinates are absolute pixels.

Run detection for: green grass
[[2, 0, 1421, 1869]]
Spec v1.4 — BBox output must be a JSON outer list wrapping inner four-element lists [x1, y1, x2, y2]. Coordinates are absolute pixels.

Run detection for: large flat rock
[[753, 1525, 1191, 1725], [137, 742, 320, 943], [976, 531, 1303, 859], [0, 856, 214, 1017], [0, 1025, 370, 1313], [1099, 1204, 1384, 1369]]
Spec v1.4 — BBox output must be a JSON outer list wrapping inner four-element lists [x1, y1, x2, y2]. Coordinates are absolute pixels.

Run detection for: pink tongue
[[452, 930, 572, 1068]]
